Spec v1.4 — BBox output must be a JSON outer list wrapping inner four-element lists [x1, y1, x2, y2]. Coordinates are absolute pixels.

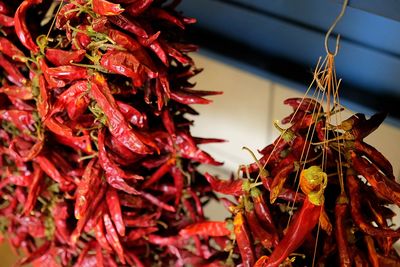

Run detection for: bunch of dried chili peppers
[[0, 0, 225, 266]]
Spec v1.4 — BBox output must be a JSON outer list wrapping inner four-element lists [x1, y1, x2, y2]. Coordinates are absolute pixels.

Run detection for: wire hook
[[324, 0, 349, 56]]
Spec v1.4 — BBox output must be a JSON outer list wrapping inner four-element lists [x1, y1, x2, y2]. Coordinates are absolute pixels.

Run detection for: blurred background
[[3, 0, 400, 264]]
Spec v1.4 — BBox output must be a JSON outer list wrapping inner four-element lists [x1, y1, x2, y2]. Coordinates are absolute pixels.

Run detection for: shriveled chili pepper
[[22, 163, 43, 215], [364, 235, 379, 267], [55, 3, 78, 29], [0, 37, 26, 62], [93, 0, 125, 16], [103, 212, 126, 264], [147, 7, 185, 29], [342, 112, 387, 140], [95, 218, 113, 252], [142, 157, 174, 188], [0, 54, 27, 86], [38, 58, 66, 88], [204, 172, 247, 196], [334, 193, 352, 267], [170, 90, 212, 105], [14, 0, 41, 53], [108, 14, 148, 38], [350, 151, 400, 206], [107, 28, 142, 51], [45, 65, 88, 82], [347, 168, 400, 237], [234, 211, 255, 267], [180, 221, 231, 237], [90, 73, 151, 154], [140, 191, 176, 212], [269, 154, 296, 203], [45, 48, 86, 66], [125, 0, 154, 16], [106, 187, 125, 237], [0, 84, 33, 100], [17, 240, 51, 266], [116, 100, 147, 128], [0, 13, 14, 27]]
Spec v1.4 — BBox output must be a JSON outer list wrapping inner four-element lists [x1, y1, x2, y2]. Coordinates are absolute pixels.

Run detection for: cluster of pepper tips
[[190, 96, 400, 266], [0, 0, 229, 266]]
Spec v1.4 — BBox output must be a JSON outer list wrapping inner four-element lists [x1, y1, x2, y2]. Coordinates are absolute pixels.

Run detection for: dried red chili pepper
[[45, 48, 86, 66], [334, 193, 352, 267], [108, 14, 148, 38], [93, 0, 125, 16], [346, 169, 400, 238], [0, 54, 27, 86], [180, 221, 231, 237], [103, 212, 126, 264], [125, 0, 154, 16], [204, 173, 247, 196], [269, 154, 297, 203], [234, 212, 255, 267], [0, 84, 33, 100], [22, 163, 43, 215], [106, 187, 125, 237], [0, 37, 26, 62], [14, 0, 41, 53]]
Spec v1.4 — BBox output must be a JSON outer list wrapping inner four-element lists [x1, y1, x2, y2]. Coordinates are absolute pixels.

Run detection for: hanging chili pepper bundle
[[0, 0, 224, 265]]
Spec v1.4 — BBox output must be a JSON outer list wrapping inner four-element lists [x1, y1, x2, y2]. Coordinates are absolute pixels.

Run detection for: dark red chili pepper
[[125, 227, 158, 242], [346, 169, 400, 238], [170, 90, 212, 105], [45, 48, 86, 66], [180, 221, 231, 237], [93, 0, 125, 16], [125, 0, 154, 16], [108, 14, 148, 38], [140, 191, 176, 212], [170, 165, 184, 205], [14, 0, 41, 53], [0, 54, 27, 86], [0, 1, 9, 14], [284, 97, 323, 114], [334, 193, 352, 267], [343, 112, 386, 140], [352, 140, 395, 180], [0, 37, 26, 62], [147, 8, 184, 29], [204, 173, 246, 196], [103, 213, 126, 264], [52, 201, 71, 244], [124, 212, 160, 228], [90, 73, 151, 154], [187, 188, 204, 219], [234, 212, 255, 267], [106, 187, 125, 237], [142, 158, 174, 188], [350, 152, 400, 206], [364, 235, 379, 267], [377, 254, 400, 266]]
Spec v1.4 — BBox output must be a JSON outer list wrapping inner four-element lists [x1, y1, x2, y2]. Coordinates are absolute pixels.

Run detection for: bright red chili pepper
[[269, 154, 296, 203], [103, 212, 126, 264], [170, 166, 183, 205], [116, 100, 147, 128], [35, 155, 75, 191], [0, 110, 35, 132], [180, 221, 231, 237], [0, 54, 27, 86], [0, 37, 26, 62], [142, 158, 174, 188], [0, 13, 14, 27], [204, 172, 246, 196], [14, 0, 41, 53], [95, 217, 113, 252], [107, 28, 141, 51], [45, 48, 86, 66], [45, 65, 88, 82], [0, 84, 33, 100], [234, 212, 255, 267], [90, 73, 151, 154], [106, 187, 125, 237], [93, 0, 125, 16], [55, 3, 78, 29]]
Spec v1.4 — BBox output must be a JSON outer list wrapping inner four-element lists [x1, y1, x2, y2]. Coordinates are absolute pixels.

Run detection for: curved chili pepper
[[204, 173, 246, 196], [261, 176, 305, 203], [284, 97, 323, 114], [17, 241, 51, 266], [22, 163, 43, 215], [93, 0, 124, 16], [234, 212, 255, 267], [269, 154, 296, 203], [45, 65, 88, 82], [98, 128, 142, 194], [116, 100, 147, 128], [108, 28, 142, 52], [95, 219, 113, 252], [264, 197, 322, 267], [103, 213, 126, 264], [108, 14, 148, 38], [350, 152, 400, 206], [346, 169, 400, 238], [140, 191, 176, 212], [0, 1, 9, 14], [343, 112, 386, 140], [180, 221, 231, 237], [147, 7, 184, 29], [71, 25, 92, 50], [45, 48, 86, 66], [250, 188, 278, 242], [170, 90, 212, 105], [334, 194, 352, 267], [0, 37, 26, 62], [106, 187, 125, 237], [38, 58, 66, 88], [352, 140, 395, 180], [90, 74, 151, 154], [0, 110, 35, 132], [0, 13, 14, 27], [0, 84, 33, 100], [55, 3, 78, 29], [14, 0, 41, 53], [0, 54, 27, 86], [125, 0, 154, 16]]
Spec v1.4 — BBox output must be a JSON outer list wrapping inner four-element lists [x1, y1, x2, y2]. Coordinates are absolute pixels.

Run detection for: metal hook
[[324, 0, 349, 56]]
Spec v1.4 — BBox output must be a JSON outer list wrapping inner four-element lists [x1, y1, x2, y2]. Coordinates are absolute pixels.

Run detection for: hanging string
[[324, 0, 349, 56]]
